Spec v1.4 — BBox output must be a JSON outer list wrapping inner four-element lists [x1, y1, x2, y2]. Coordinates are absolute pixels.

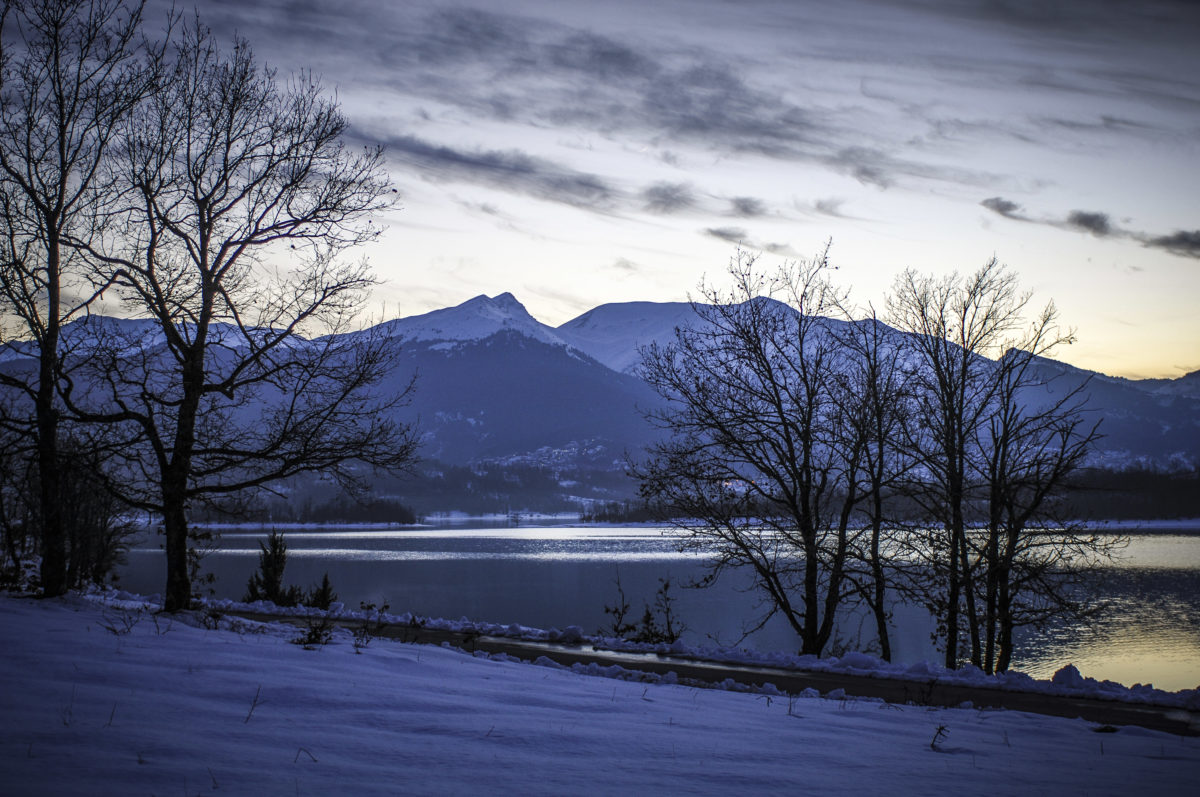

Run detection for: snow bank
[[86, 586, 1200, 710]]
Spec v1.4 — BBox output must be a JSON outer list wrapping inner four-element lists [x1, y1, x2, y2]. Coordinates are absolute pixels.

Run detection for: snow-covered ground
[[2, 594, 1196, 796]]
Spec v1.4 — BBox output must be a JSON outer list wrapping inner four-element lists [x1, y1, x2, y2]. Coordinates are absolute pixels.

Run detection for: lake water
[[116, 521, 1200, 692]]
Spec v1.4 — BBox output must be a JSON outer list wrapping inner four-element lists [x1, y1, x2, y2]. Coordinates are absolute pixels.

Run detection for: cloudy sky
[[172, 0, 1197, 378]]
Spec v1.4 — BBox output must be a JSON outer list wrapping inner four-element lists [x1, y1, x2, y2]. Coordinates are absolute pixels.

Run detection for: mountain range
[[3, 292, 1197, 512], [377, 292, 1199, 475]]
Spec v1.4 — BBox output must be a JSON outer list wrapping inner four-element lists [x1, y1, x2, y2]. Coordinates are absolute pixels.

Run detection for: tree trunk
[[983, 569, 997, 672], [870, 506, 891, 661], [945, 499, 962, 669], [996, 527, 1020, 672], [802, 531, 820, 655], [161, 342, 205, 611], [948, 442, 982, 668], [817, 483, 856, 653], [868, 410, 891, 661], [161, 475, 191, 611], [960, 528, 982, 667], [37, 236, 65, 598], [983, 520, 1001, 674], [996, 574, 1015, 672]]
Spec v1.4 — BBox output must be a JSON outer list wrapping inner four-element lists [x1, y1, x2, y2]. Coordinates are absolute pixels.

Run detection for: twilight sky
[[169, 0, 1197, 378]]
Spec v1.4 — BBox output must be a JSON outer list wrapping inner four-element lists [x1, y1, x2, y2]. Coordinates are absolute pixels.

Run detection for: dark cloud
[[610, 258, 640, 273], [244, 3, 844, 169], [365, 7, 829, 160], [951, 0, 1200, 42], [960, 0, 1114, 35], [983, 196, 1200, 259], [1145, 230, 1200, 258], [830, 147, 894, 188], [642, 182, 696, 214], [982, 197, 1114, 236], [379, 134, 615, 209], [171, 0, 1198, 230], [179, 0, 1041, 202], [982, 197, 1020, 216], [729, 196, 766, 217], [703, 227, 795, 257], [705, 227, 749, 245], [981, 197, 1027, 220], [548, 31, 657, 80], [1066, 210, 1114, 237], [636, 60, 820, 157], [982, 198, 1119, 238]]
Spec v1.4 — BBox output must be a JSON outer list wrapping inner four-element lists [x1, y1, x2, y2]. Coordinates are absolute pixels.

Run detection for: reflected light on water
[[1017, 625, 1200, 690], [1011, 568, 1200, 690], [215, 526, 671, 542], [119, 525, 1200, 691], [287, 549, 689, 562]]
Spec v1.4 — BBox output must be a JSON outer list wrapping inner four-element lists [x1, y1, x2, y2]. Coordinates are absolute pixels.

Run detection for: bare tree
[[638, 248, 862, 656], [888, 260, 1108, 670], [642, 252, 1108, 668], [70, 21, 415, 610], [886, 259, 1025, 667], [975, 306, 1110, 672], [829, 308, 914, 661], [0, 0, 155, 596]]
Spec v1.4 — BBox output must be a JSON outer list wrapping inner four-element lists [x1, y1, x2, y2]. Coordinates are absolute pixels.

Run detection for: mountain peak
[[459, 292, 530, 321], [385, 293, 566, 347]]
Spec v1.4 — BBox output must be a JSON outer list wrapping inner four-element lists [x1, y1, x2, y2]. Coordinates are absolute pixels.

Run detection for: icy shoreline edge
[[85, 585, 1200, 711]]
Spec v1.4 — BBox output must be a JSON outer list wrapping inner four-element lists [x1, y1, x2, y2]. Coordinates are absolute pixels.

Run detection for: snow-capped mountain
[[555, 301, 699, 375], [375, 294, 1199, 472], [3, 293, 1197, 484], [556, 298, 863, 375], [384, 292, 568, 348]]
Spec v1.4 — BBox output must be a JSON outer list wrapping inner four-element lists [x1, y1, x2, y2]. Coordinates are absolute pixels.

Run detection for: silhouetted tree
[[887, 259, 1024, 667], [0, 0, 156, 596], [975, 313, 1109, 673], [243, 529, 302, 607], [642, 250, 1109, 669], [71, 21, 415, 610], [0, 422, 133, 588], [306, 572, 338, 611], [638, 248, 862, 656], [829, 308, 914, 661], [888, 260, 1108, 671]]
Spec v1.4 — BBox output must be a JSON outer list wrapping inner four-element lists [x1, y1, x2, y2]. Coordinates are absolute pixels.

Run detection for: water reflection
[[117, 525, 1200, 691], [1013, 567, 1200, 690]]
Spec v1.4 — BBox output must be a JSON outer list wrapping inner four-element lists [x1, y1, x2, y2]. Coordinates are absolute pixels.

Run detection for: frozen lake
[[116, 521, 1200, 691]]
